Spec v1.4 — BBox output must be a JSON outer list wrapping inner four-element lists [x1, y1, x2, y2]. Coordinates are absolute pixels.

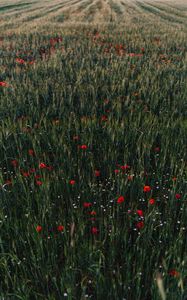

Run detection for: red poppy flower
[[50, 38, 55, 45], [5, 179, 12, 185], [114, 169, 120, 174], [22, 171, 30, 177], [129, 52, 143, 57], [101, 115, 108, 121], [16, 58, 25, 64], [39, 162, 47, 169], [168, 269, 180, 277], [46, 166, 53, 171], [94, 170, 100, 177], [104, 99, 110, 104], [0, 81, 8, 87], [149, 198, 155, 205], [143, 185, 151, 192], [69, 180, 76, 185], [117, 196, 125, 204], [175, 193, 181, 199], [120, 165, 130, 170], [11, 160, 18, 167], [36, 225, 42, 232], [36, 180, 42, 186], [28, 149, 35, 156], [90, 211, 96, 215], [154, 147, 160, 152], [57, 225, 64, 232], [136, 210, 144, 217], [91, 227, 99, 234], [136, 221, 144, 229], [83, 202, 92, 208], [73, 135, 79, 140], [79, 144, 87, 150]]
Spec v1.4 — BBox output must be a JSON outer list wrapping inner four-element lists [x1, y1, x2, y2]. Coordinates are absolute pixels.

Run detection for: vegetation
[[0, 0, 186, 299]]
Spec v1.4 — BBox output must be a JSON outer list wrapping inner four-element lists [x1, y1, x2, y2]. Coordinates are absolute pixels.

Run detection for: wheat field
[[0, 0, 187, 30], [0, 1, 187, 299]]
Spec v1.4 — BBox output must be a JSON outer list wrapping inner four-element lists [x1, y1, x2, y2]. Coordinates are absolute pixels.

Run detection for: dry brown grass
[[0, 0, 186, 33]]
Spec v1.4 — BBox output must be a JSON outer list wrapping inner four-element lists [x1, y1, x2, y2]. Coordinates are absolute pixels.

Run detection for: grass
[[109, 0, 123, 15], [0, 3, 32, 11], [136, 1, 184, 24], [0, 0, 187, 299]]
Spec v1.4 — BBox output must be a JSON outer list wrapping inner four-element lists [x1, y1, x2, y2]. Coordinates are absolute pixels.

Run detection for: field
[[0, 0, 187, 299]]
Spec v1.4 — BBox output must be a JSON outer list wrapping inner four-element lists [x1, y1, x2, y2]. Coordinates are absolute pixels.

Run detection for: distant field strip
[[0, 0, 186, 30], [136, 1, 186, 24]]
